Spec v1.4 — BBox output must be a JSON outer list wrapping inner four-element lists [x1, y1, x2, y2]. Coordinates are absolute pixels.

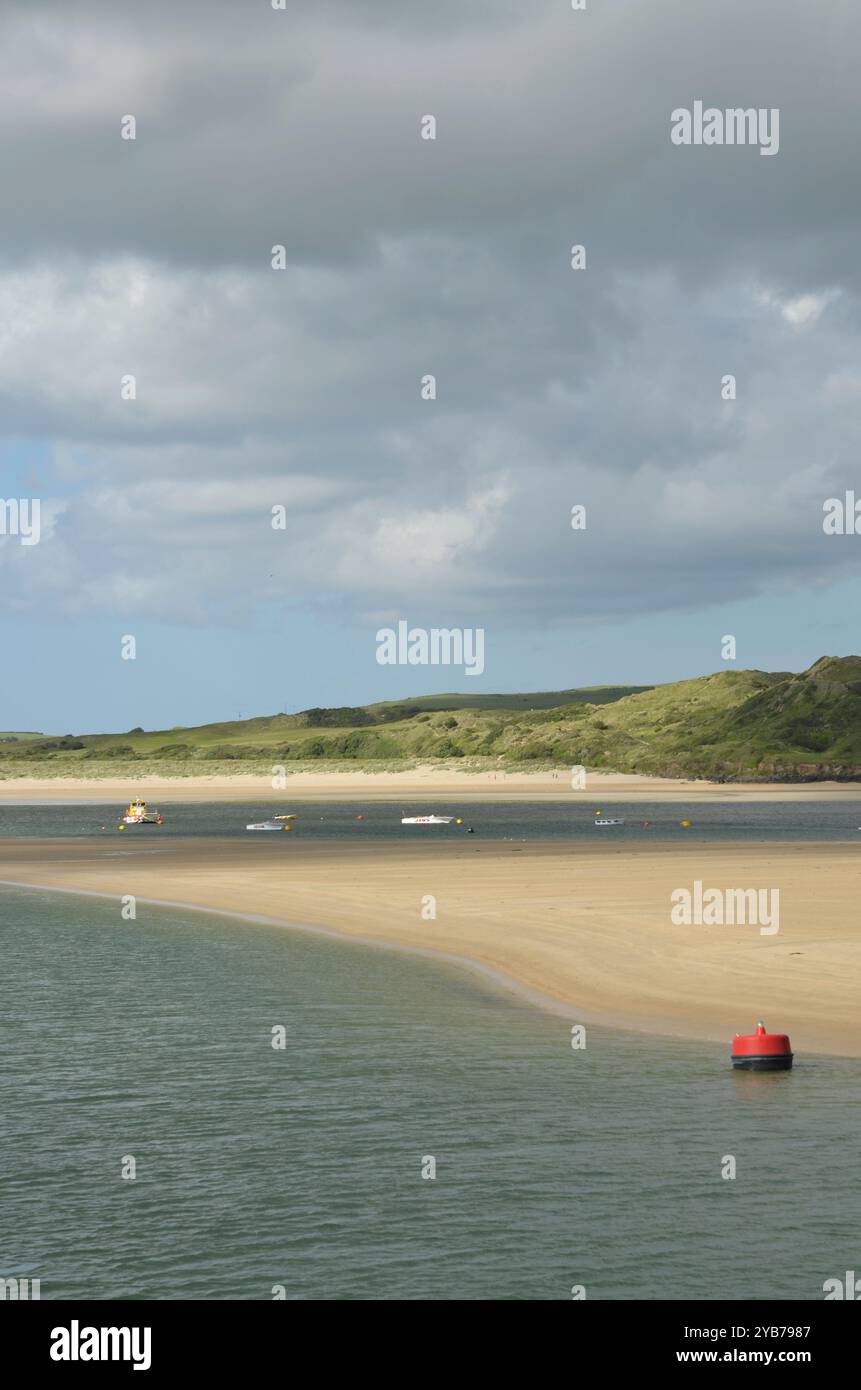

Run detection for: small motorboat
[[120, 798, 164, 826], [401, 815, 455, 825], [246, 820, 287, 832], [594, 818, 624, 826]]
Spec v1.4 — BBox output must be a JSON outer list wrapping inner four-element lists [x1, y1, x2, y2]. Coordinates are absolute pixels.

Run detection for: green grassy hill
[[363, 685, 653, 714], [4, 658, 860, 781]]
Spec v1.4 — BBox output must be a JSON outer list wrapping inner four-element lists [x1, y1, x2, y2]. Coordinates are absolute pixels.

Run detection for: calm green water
[[1, 887, 856, 1300]]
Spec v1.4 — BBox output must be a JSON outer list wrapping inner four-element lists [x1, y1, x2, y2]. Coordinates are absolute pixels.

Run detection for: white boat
[[246, 821, 284, 831], [594, 818, 624, 826], [401, 815, 455, 825]]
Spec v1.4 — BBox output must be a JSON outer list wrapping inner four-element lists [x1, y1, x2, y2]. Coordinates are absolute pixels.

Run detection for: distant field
[[2, 658, 860, 781], [364, 685, 654, 714]]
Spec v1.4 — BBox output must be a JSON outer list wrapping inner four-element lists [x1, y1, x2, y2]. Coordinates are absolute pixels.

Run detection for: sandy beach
[[1, 768, 860, 803], [2, 836, 859, 1057]]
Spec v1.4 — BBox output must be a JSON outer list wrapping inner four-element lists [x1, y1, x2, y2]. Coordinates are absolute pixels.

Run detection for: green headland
[[3, 657, 860, 782]]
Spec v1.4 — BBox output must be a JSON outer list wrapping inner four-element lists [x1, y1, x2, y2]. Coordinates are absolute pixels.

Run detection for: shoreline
[[3, 873, 844, 1060], [2, 837, 859, 1058], [0, 876, 642, 1042], [2, 769, 861, 803]]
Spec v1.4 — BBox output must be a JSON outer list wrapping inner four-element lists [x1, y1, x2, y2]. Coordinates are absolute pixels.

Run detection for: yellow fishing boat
[[120, 798, 164, 826]]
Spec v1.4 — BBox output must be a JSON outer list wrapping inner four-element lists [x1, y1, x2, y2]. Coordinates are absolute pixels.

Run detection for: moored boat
[[121, 798, 164, 826], [401, 815, 455, 825]]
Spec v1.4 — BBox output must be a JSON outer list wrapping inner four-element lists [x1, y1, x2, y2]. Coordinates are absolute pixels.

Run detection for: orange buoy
[[731, 1021, 793, 1072]]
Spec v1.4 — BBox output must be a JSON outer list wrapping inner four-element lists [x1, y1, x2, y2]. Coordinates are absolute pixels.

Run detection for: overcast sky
[[1, 0, 860, 731]]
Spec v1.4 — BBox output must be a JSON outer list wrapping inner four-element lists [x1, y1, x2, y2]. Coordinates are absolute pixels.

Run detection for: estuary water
[[0, 887, 856, 1300], [2, 798, 861, 842]]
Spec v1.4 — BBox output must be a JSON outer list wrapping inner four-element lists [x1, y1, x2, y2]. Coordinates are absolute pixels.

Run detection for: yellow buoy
[[681, 820, 691, 828], [456, 818, 463, 824]]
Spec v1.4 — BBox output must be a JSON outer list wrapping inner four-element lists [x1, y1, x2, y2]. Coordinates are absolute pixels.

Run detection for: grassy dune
[[4, 658, 860, 782]]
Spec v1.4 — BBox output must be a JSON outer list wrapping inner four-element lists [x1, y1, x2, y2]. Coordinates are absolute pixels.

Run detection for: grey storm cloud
[[1, 0, 860, 629], [1, 0, 858, 279]]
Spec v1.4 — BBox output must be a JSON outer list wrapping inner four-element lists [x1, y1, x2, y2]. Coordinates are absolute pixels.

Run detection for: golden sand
[[0, 768, 859, 802], [2, 837, 859, 1056]]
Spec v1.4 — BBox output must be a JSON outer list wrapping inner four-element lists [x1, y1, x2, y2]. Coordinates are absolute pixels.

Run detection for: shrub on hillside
[[433, 738, 464, 757]]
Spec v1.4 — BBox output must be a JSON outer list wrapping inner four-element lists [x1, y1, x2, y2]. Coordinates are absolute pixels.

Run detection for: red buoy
[[731, 1020, 793, 1071]]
